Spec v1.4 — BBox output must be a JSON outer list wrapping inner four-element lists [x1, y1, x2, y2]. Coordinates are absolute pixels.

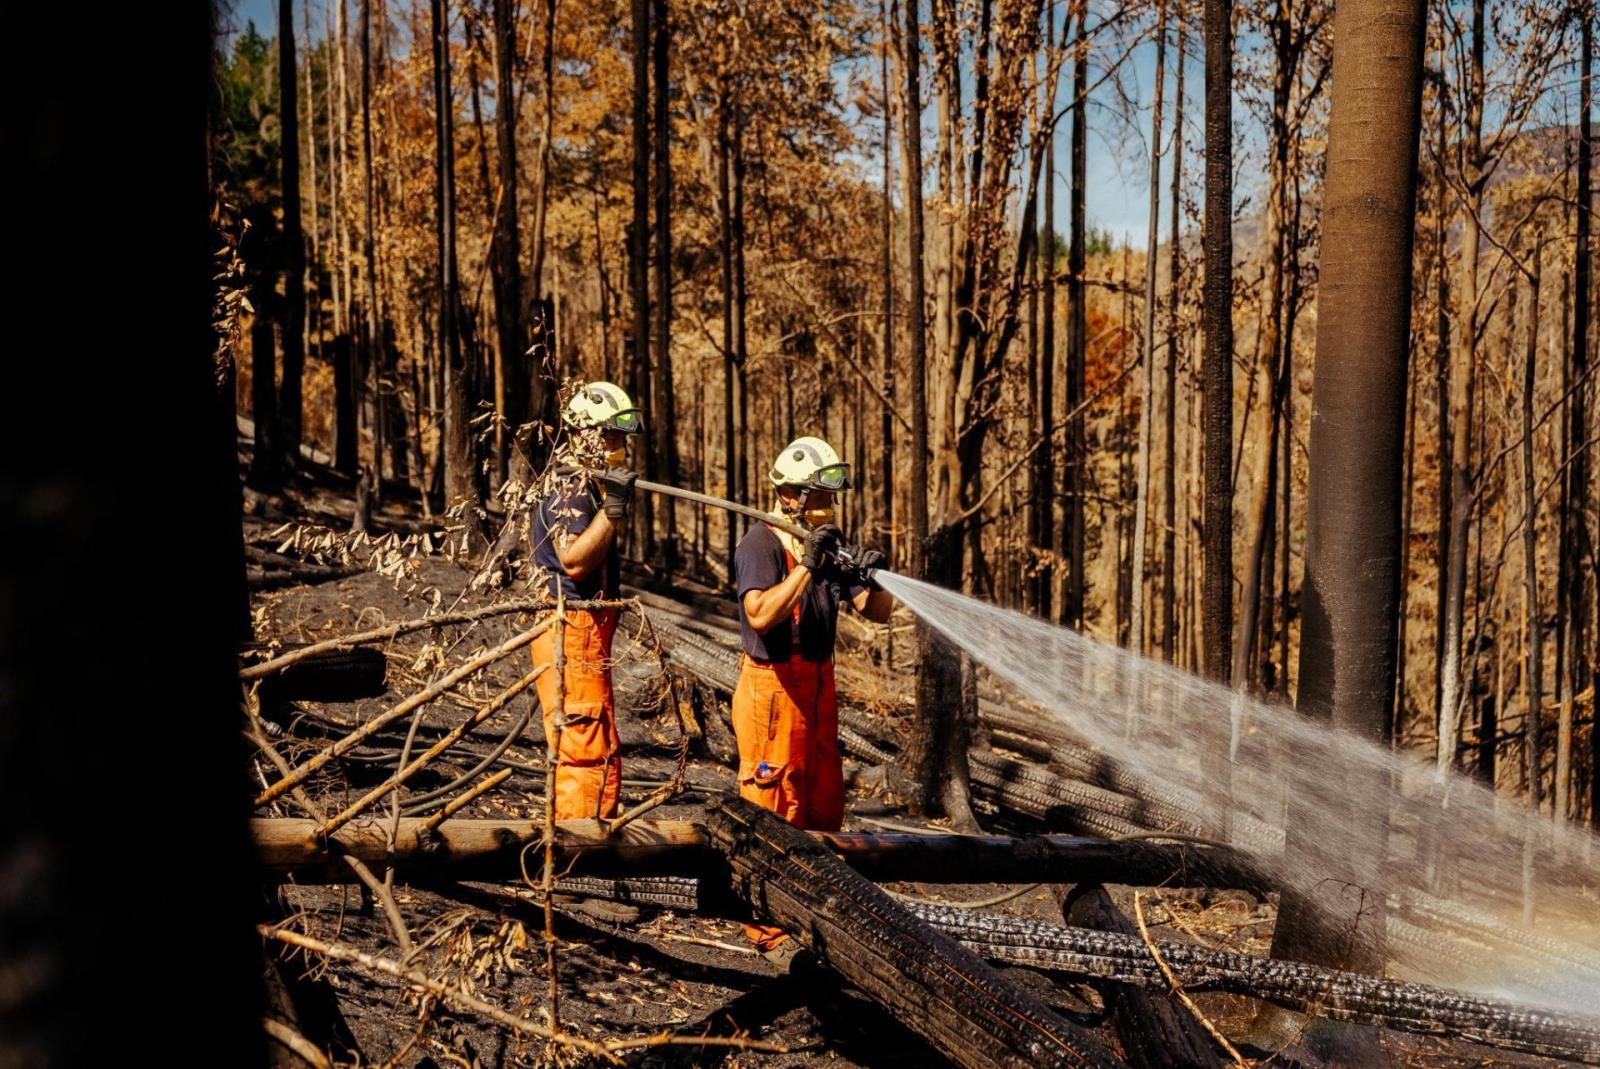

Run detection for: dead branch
[[240, 598, 555, 680], [1132, 890, 1248, 1067], [262, 927, 616, 1061], [262, 1017, 331, 1069], [421, 768, 514, 832], [254, 625, 548, 807], [317, 662, 548, 837]]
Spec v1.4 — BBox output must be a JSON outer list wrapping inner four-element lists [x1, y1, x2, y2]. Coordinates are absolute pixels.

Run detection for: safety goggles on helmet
[[774, 461, 852, 492], [604, 407, 644, 435]]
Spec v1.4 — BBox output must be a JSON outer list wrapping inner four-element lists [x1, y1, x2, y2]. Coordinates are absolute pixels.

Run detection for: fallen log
[[825, 831, 1267, 891], [703, 797, 1124, 1069], [255, 818, 1270, 892], [911, 902, 1600, 1066], [253, 817, 716, 882], [969, 751, 1203, 837], [1060, 886, 1225, 1069]]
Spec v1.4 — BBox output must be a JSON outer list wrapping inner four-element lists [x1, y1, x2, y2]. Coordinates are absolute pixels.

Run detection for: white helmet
[[768, 436, 851, 492], [564, 381, 643, 434]]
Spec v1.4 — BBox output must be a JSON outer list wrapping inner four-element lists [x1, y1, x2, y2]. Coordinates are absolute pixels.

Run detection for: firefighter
[[732, 435, 893, 967], [529, 381, 643, 830]]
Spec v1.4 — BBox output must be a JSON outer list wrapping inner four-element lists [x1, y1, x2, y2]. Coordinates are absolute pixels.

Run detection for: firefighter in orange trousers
[[732, 436, 893, 967], [529, 381, 643, 838]]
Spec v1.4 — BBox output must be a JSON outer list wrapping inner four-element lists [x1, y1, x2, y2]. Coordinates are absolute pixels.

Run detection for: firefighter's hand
[[801, 524, 842, 573], [856, 547, 888, 587], [600, 468, 636, 522]]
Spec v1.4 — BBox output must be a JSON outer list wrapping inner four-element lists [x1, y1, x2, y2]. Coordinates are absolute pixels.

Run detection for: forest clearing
[[1, 0, 1595, 1064]]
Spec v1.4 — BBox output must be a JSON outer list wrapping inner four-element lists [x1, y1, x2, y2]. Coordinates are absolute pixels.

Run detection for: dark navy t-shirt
[[531, 484, 619, 600], [734, 524, 866, 663]]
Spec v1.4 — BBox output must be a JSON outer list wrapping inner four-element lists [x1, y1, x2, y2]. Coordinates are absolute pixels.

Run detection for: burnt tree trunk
[[1265, 0, 1425, 1056], [333, 332, 357, 474], [1163, 6, 1186, 664], [653, 0, 680, 565], [491, 0, 524, 485], [1063, 0, 1088, 629], [718, 78, 737, 574], [278, 0, 306, 464], [631, 0, 655, 553], [1200, 0, 1234, 685], [433, 0, 477, 524], [704, 798, 1120, 1069], [361, 0, 384, 495]]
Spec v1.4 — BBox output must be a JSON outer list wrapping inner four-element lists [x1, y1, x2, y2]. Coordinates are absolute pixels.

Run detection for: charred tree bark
[[433, 0, 477, 525], [923, 905, 1600, 1064], [1266, 0, 1425, 1055], [652, 0, 680, 566], [718, 79, 737, 573], [278, 0, 306, 464], [334, 332, 358, 474], [906, 524, 979, 825], [1063, 0, 1088, 629], [490, 0, 524, 486], [361, 0, 384, 495], [703, 798, 1121, 1068], [1036, 2, 1057, 615], [1200, 0, 1234, 685], [631, 0, 655, 553]]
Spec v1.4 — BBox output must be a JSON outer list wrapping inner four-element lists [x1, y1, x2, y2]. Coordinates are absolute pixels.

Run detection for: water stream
[[873, 570, 1600, 1017]]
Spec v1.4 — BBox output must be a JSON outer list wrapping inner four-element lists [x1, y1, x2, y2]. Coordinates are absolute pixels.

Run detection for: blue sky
[[218, 0, 1196, 248]]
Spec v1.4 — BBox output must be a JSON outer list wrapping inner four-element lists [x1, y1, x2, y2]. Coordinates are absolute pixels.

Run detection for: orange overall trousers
[[732, 653, 843, 949], [531, 608, 621, 821]]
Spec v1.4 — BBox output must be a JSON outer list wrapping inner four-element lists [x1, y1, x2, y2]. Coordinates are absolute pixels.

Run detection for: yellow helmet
[[768, 436, 851, 492], [564, 381, 643, 434]]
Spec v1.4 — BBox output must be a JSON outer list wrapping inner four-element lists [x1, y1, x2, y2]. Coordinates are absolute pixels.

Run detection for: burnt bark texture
[[703, 798, 1121, 1069]]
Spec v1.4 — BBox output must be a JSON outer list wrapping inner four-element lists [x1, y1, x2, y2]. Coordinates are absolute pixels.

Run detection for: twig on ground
[[1133, 890, 1249, 1067], [262, 1017, 331, 1068], [422, 768, 515, 832], [262, 927, 617, 1061], [341, 855, 415, 954], [651, 932, 759, 955]]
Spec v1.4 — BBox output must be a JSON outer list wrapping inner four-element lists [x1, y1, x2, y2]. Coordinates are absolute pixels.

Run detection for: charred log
[[703, 797, 1124, 1068]]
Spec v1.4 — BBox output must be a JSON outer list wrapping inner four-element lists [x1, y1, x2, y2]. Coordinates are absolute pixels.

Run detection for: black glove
[[856, 547, 888, 588], [831, 544, 887, 589], [800, 523, 842, 573], [599, 468, 636, 522]]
